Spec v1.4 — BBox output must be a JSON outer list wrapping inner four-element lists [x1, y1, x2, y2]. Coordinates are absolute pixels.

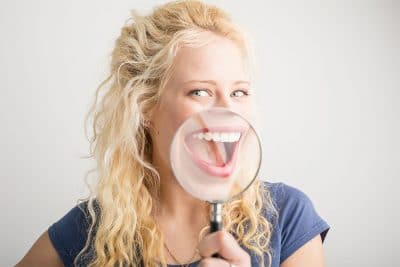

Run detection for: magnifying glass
[[170, 107, 262, 237]]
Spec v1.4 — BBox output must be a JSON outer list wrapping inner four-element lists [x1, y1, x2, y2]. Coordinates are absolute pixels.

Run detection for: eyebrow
[[181, 80, 251, 86]]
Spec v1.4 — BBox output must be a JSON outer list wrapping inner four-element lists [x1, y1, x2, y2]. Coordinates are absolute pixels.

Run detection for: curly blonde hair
[[75, 1, 277, 266]]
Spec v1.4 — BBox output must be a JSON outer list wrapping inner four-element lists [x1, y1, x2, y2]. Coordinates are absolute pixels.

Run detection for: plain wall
[[1, 0, 399, 266]]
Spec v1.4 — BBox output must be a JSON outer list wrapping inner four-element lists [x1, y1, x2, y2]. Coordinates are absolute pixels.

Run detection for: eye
[[188, 89, 211, 97], [231, 89, 249, 97]]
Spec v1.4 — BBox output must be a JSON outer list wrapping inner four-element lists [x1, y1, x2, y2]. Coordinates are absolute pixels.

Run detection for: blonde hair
[[76, 1, 277, 266]]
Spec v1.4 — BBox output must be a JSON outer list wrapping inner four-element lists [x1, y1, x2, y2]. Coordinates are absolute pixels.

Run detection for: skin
[[15, 231, 63, 266], [150, 32, 327, 267], [150, 32, 254, 265], [15, 32, 326, 267]]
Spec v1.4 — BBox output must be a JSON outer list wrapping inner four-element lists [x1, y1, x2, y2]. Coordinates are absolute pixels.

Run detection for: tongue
[[224, 142, 235, 160], [208, 141, 225, 166], [188, 137, 231, 166]]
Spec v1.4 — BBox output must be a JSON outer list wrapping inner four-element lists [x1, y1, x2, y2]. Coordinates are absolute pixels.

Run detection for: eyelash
[[188, 89, 250, 97], [231, 89, 250, 97], [189, 89, 211, 97]]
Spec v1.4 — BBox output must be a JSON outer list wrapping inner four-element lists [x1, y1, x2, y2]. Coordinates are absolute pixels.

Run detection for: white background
[[1, 0, 399, 266]]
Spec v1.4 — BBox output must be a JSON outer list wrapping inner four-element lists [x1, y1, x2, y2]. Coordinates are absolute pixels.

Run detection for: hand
[[197, 230, 251, 267]]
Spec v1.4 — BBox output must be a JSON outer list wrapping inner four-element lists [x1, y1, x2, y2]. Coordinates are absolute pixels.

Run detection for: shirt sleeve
[[273, 183, 330, 263], [47, 201, 92, 267]]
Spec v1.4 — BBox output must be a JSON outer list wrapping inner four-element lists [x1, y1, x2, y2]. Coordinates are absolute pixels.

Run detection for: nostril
[[212, 96, 232, 109], [213, 102, 232, 110]]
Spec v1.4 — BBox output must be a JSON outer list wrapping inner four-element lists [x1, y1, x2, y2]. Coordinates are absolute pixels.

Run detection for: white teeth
[[194, 132, 241, 142], [204, 132, 212, 141], [220, 133, 229, 141], [212, 133, 221, 142]]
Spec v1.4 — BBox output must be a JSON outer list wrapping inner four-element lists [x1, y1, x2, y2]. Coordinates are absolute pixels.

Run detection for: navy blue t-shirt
[[48, 182, 330, 266]]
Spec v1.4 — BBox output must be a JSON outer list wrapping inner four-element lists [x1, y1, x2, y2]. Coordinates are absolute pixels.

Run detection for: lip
[[184, 126, 247, 178]]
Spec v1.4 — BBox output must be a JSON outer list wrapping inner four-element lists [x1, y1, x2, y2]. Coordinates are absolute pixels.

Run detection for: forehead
[[168, 35, 249, 85]]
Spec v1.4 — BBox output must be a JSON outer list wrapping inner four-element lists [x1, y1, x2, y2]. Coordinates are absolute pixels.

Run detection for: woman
[[16, 1, 330, 266]]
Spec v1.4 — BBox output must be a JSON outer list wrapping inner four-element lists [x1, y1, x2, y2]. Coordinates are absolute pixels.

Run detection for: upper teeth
[[193, 132, 241, 142]]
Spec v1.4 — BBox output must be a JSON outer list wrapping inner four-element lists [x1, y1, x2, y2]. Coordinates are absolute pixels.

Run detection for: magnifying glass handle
[[210, 220, 222, 233], [210, 202, 223, 258], [210, 202, 222, 232]]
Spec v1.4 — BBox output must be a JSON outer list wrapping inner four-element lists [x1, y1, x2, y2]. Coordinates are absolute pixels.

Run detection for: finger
[[197, 230, 250, 265], [198, 257, 230, 267]]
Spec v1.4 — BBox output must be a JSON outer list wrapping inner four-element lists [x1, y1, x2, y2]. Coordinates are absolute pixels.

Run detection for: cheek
[[231, 100, 255, 122], [168, 98, 209, 126], [165, 104, 195, 133], [153, 101, 197, 151]]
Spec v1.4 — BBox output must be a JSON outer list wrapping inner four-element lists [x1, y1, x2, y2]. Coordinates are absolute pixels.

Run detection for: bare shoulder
[[280, 235, 326, 267], [15, 231, 63, 267]]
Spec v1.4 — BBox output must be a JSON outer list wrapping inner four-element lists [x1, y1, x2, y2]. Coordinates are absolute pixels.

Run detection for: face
[[149, 33, 254, 182]]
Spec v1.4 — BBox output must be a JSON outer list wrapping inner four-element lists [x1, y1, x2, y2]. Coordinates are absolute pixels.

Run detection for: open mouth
[[184, 126, 246, 178]]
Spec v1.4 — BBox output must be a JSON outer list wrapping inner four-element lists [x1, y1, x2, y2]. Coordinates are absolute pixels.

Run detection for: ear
[[141, 112, 157, 133], [143, 119, 154, 129], [141, 102, 160, 132], [142, 104, 157, 122]]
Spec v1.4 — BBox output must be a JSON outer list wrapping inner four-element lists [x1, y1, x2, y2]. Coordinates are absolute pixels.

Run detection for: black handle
[[209, 202, 223, 258], [210, 220, 222, 233], [210, 220, 222, 258]]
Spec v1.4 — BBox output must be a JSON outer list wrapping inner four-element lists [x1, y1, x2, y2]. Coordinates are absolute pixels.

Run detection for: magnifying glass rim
[[169, 107, 263, 202]]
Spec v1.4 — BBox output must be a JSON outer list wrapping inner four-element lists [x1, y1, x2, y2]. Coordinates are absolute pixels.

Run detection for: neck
[[151, 152, 208, 224], [151, 157, 209, 264], [157, 172, 208, 220]]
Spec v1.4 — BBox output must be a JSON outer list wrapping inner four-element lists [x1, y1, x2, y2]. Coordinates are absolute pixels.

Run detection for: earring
[[143, 120, 160, 135], [143, 120, 152, 128]]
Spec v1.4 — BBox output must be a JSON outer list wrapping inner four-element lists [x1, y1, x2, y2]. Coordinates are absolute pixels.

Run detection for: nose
[[213, 94, 232, 110]]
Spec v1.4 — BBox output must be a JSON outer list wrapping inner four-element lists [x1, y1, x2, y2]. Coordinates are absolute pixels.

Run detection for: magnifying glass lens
[[170, 108, 262, 203]]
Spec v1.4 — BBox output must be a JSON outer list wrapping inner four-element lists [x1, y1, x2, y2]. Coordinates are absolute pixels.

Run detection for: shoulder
[[263, 181, 317, 213], [47, 200, 98, 267], [261, 181, 330, 264]]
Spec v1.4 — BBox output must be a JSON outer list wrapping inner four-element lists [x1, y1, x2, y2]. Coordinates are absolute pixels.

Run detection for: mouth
[[184, 126, 246, 178]]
